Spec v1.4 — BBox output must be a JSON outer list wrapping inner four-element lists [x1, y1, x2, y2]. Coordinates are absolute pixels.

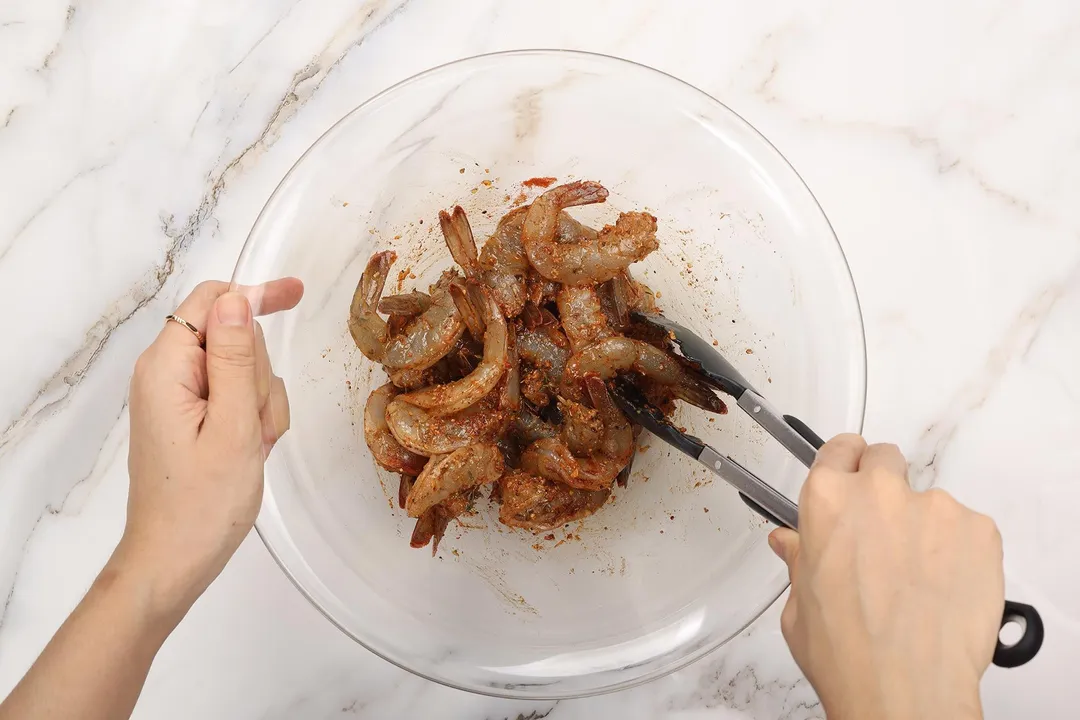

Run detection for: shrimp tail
[[673, 378, 728, 414], [440, 206, 480, 277], [449, 281, 486, 339], [553, 180, 610, 208]]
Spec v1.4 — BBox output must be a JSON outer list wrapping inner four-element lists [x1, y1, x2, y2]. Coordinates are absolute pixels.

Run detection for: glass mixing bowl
[[232, 50, 865, 698]]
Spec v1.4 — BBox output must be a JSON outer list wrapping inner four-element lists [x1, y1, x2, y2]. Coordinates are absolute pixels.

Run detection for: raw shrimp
[[405, 443, 504, 517], [351, 252, 464, 370], [400, 287, 508, 416], [521, 437, 578, 486], [521, 377, 634, 491], [411, 489, 473, 554], [558, 397, 603, 454], [472, 204, 604, 316], [386, 397, 506, 456], [517, 322, 571, 400], [519, 436, 624, 492], [563, 337, 727, 414], [381, 272, 465, 370], [498, 471, 611, 532], [572, 375, 636, 489], [349, 251, 395, 362], [364, 383, 428, 475], [517, 323, 570, 369], [557, 285, 615, 353], [477, 207, 530, 316], [522, 181, 660, 285]]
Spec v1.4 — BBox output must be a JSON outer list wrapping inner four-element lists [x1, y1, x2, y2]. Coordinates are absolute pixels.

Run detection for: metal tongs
[[609, 311, 1044, 669], [611, 311, 822, 530]]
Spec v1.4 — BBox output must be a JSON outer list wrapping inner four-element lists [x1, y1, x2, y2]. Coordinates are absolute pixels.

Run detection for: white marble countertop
[[2, 1, 1078, 718]]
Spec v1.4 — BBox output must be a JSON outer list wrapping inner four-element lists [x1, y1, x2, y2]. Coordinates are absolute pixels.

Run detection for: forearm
[[0, 552, 182, 720]]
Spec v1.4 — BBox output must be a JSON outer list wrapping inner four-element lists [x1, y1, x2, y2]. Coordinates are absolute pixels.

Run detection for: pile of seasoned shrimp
[[350, 180, 726, 553]]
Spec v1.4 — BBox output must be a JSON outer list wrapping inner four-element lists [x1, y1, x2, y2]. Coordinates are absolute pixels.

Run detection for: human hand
[[113, 279, 304, 626], [769, 435, 1004, 720]]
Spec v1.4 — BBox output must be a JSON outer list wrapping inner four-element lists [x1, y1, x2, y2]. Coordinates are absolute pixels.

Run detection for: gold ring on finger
[[165, 314, 206, 347]]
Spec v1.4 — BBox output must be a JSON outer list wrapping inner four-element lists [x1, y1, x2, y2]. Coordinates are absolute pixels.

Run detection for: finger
[[244, 277, 305, 317], [157, 278, 304, 349], [255, 321, 271, 412], [857, 442, 909, 480], [261, 375, 291, 457], [203, 293, 260, 446], [768, 527, 801, 582], [811, 433, 867, 473]]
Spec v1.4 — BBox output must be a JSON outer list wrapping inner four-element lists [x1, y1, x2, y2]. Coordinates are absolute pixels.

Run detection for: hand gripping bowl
[[231, 50, 866, 698]]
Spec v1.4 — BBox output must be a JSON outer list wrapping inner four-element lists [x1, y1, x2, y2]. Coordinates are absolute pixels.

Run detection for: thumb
[[203, 292, 260, 444], [768, 528, 801, 580]]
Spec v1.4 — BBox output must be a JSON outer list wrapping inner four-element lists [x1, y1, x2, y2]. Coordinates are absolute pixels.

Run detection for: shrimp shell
[[406, 443, 504, 518], [364, 383, 427, 475]]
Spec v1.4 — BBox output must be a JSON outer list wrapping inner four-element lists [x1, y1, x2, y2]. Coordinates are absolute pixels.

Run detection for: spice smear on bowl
[[348, 180, 726, 553]]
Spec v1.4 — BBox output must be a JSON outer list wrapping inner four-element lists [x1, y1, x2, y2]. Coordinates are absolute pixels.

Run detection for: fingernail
[[217, 292, 251, 326], [767, 532, 782, 557]]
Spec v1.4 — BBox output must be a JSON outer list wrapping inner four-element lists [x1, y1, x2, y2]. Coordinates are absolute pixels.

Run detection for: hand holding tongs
[[609, 311, 1044, 669]]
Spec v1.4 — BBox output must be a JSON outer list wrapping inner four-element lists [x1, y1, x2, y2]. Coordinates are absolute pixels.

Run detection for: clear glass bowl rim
[[236, 48, 868, 699]]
